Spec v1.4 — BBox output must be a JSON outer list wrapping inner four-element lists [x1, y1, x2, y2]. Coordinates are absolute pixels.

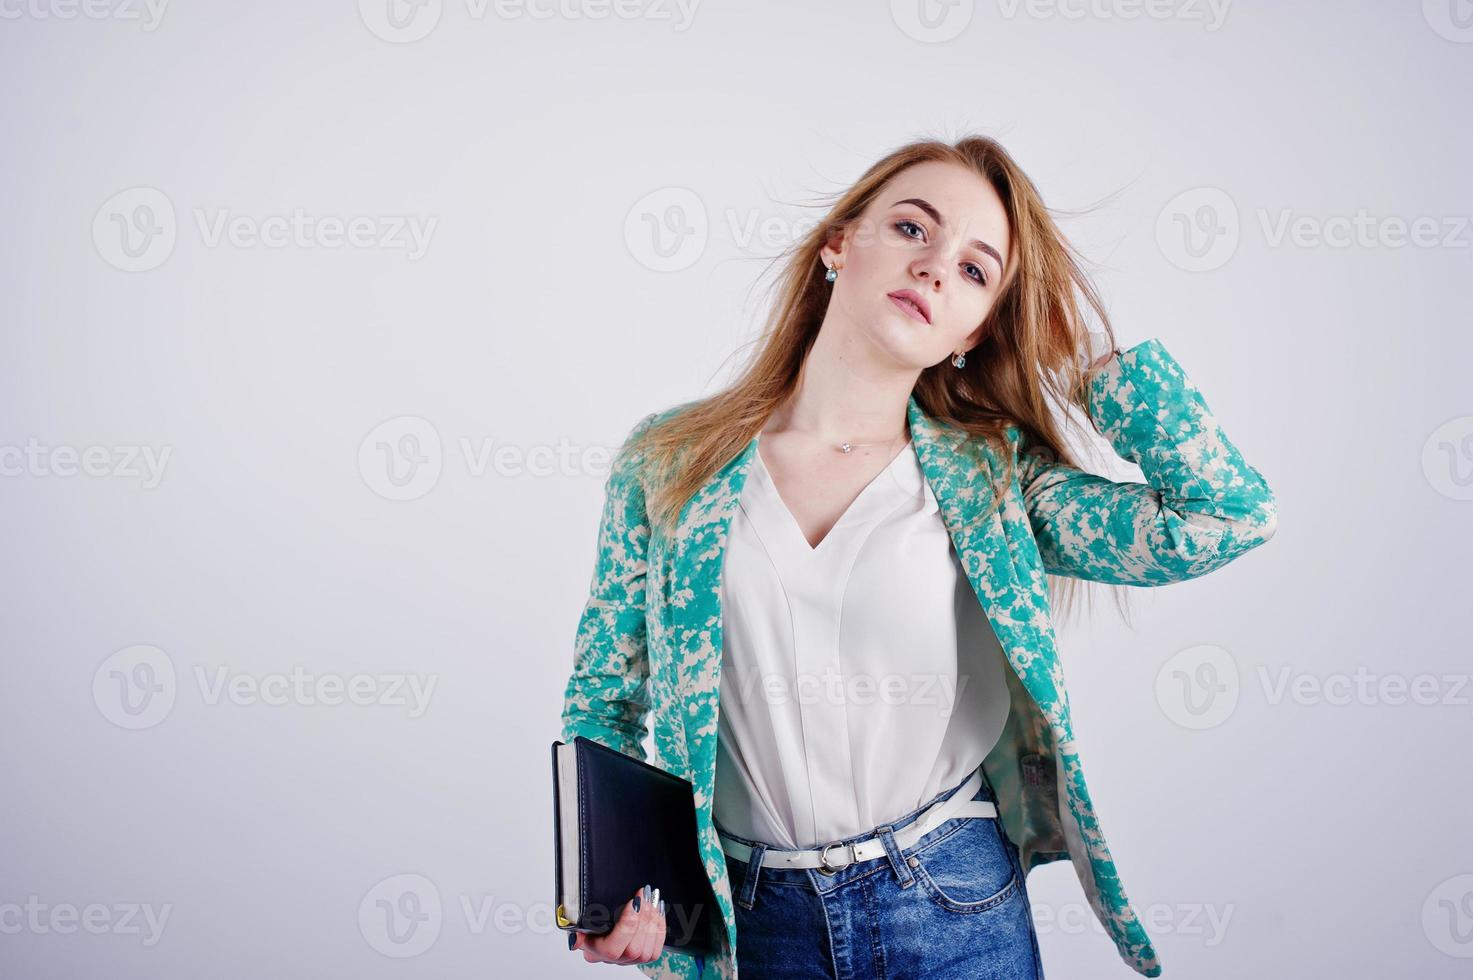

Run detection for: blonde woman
[[561, 135, 1277, 979]]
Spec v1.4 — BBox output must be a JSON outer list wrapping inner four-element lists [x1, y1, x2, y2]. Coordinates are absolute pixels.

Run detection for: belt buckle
[[817, 841, 854, 876]]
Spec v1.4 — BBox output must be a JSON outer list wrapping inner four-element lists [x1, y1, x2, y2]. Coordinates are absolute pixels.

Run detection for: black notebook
[[551, 736, 720, 956]]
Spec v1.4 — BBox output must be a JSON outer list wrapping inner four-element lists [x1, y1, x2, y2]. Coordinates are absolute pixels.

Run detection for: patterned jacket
[[560, 337, 1278, 978]]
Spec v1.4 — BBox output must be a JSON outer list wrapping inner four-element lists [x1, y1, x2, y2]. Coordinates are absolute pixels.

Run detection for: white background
[[2, 1, 1471, 977]]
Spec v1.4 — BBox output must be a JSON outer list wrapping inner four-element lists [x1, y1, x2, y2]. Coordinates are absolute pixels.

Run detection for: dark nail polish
[[633, 893, 641, 913], [568, 931, 576, 950]]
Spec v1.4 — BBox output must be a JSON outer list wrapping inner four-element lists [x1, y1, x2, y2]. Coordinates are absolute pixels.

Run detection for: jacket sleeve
[[559, 413, 658, 759], [1014, 337, 1277, 586]]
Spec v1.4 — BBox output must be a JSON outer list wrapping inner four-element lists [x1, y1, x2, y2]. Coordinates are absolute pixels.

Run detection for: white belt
[[717, 767, 997, 876]]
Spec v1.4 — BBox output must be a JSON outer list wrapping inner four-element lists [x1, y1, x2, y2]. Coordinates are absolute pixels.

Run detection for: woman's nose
[[911, 256, 945, 287]]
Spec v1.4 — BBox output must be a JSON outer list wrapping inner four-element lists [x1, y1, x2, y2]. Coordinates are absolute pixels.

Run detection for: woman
[[561, 135, 1277, 979]]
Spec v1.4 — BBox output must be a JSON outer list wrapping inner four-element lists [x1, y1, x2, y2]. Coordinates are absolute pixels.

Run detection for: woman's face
[[820, 160, 1011, 371]]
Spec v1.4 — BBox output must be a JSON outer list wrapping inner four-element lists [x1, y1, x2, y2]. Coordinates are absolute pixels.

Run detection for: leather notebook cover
[[551, 735, 719, 956]]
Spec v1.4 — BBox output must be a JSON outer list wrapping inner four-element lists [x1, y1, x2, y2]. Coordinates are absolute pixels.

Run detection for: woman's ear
[[819, 226, 849, 272]]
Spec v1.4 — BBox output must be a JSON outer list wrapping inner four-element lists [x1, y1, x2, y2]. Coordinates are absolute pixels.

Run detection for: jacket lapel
[[906, 400, 1071, 742]]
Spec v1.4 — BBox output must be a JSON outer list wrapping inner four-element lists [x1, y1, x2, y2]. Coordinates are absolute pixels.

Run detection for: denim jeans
[[717, 766, 1044, 979]]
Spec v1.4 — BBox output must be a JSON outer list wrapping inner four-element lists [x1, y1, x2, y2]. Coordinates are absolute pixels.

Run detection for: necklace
[[836, 430, 908, 454]]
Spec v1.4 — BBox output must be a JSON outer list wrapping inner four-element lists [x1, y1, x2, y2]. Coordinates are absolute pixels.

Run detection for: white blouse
[[712, 435, 1012, 851]]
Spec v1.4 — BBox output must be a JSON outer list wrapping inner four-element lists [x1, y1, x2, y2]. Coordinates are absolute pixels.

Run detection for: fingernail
[[643, 883, 652, 906], [633, 892, 642, 913], [658, 899, 666, 917], [568, 931, 576, 950], [652, 887, 660, 909]]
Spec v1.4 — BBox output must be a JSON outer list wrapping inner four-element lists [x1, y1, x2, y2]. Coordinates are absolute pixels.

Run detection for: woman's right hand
[[569, 884, 667, 965]]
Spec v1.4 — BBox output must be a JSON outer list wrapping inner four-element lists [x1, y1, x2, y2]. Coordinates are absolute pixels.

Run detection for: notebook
[[552, 736, 720, 957]]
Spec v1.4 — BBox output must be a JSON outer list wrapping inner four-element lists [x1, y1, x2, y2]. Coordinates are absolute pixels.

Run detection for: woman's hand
[[569, 884, 667, 965]]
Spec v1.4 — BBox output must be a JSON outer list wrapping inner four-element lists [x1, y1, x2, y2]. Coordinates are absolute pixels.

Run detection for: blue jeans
[[718, 766, 1044, 979]]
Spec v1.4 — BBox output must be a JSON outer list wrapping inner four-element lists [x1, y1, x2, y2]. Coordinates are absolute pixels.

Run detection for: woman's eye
[[895, 218, 925, 240], [964, 263, 987, 286]]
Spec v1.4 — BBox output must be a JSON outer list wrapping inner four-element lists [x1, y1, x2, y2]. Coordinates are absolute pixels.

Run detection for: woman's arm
[[1014, 337, 1277, 586], [559, 413, 659, 759]]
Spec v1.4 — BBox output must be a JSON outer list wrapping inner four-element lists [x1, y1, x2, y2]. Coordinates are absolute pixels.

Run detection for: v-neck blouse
[[712, 436, 1012, 851]]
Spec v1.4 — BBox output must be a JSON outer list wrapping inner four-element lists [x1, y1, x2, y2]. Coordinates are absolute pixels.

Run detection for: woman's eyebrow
[[892, 197, 1004, 270]]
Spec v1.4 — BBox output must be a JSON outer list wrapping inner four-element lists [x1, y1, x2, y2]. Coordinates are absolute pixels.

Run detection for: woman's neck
[[768, 321, 916, 445]]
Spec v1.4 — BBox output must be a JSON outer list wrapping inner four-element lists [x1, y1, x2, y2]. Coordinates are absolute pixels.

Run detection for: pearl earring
[[951, 351, 967, 369], [825, 265, 838, 283]]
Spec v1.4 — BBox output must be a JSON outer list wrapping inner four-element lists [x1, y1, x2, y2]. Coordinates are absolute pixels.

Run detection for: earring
[[951, 351, 966, 369], [825, 264, 838, 283]]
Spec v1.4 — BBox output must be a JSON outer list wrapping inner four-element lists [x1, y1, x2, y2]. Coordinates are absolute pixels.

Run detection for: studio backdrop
[[2, 2, 1470, 978]]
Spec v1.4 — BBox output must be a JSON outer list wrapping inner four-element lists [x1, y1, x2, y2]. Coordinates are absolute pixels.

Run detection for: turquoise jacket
[[560, 337, 1277, 978]]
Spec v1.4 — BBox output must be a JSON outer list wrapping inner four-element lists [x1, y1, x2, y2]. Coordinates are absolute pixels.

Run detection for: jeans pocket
[[909, 817, 1020, 915]]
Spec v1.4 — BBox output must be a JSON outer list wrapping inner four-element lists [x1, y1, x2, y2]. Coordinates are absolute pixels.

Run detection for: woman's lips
[[889, 293, 929, 324]]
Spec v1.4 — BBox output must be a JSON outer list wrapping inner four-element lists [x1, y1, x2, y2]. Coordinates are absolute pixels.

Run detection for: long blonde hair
[[624, 134, 1127, 620]]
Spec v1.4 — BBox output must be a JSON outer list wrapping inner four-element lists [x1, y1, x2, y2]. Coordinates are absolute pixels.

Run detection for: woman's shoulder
[[622, 397, 713, 450], [609, 399, 700, 478], [650, 397, 705, 426], [938, 414, 1027, 460]]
